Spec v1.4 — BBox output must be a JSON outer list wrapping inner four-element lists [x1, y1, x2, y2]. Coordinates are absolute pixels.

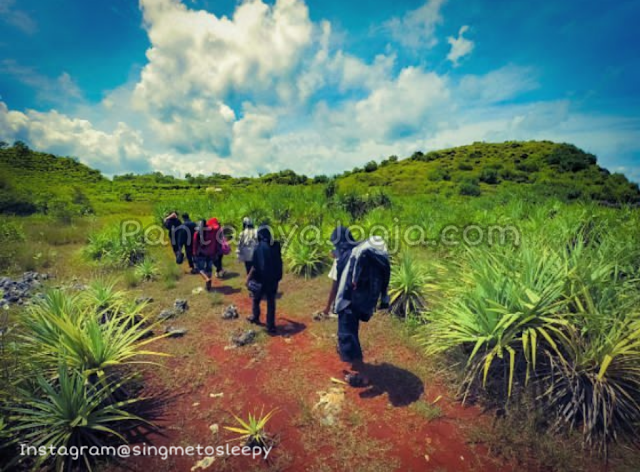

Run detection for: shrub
[[364, 160, 378, 172], [8, 366, 148, 471], [135, 259, 159, 282], [479, 168, 500, 185], [20, 288, 165, 378], [388, 251, 430, 317], [85, 224, 146, 267], [285, 238, 328, 278], [459, 179, 481, 196]]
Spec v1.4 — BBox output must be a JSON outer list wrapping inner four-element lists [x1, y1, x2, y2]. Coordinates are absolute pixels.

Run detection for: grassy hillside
[[1, 140, 639, 219], [338, 141, 640, 202]]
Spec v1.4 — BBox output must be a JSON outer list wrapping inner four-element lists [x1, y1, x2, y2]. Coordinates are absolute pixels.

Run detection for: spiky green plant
[[83, 278, 125, 312], [84, 223, 145, 267], [20, 289, 167, 379], [134, 258, 158, 281], [388, 251, 430, 317], [8, 366, 148, 471], [224, 407, 277, 446], [285, 238, 328, 278], [418, 244, 570, 399]]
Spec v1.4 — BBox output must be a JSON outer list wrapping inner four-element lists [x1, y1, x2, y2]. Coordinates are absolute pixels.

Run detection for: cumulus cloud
[[0, 102, 150, 174], [384, 0, 446, 50], [447, 25, 474, 66]]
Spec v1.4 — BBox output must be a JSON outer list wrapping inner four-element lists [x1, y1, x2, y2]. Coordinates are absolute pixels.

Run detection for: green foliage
[[285, 238, 328, 278], [85, 223, 146, 267], [459, 179, 481, 196], [19, 288, 165, 379], [224, 407, 277, 446], [418, 217, 640, 454], [135, 258, 159, 281], [8, 366, 147, 471], [388, 251, 430, 317]]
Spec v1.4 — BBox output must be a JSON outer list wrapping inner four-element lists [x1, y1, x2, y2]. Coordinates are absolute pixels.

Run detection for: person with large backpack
[[193, 219, 219, 291], [246, 225, 283, 334], [324, 226, 390, 386], [236, 217, 258, 274]]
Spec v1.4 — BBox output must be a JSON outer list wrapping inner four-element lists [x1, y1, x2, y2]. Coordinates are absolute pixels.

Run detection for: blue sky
[[1, 0, 639, 179]]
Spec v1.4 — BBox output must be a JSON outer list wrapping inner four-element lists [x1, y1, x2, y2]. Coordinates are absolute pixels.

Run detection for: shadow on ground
[[354, 362, 424, 407]]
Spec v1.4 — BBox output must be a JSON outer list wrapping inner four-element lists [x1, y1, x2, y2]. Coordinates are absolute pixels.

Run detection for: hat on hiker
[[207, 218, 220, 230]]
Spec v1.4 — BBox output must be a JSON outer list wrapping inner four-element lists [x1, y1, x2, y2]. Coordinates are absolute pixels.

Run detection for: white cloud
[[0, 60, 82, 106], [457, 65, 539, 104], [384, 0, 446, 50], [0, 102, 150, 174], [0, 0, 37, 34], [447, 25, 474, 66]]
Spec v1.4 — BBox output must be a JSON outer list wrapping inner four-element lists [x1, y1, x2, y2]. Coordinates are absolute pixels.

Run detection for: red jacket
[[193, 219, 220, 257]]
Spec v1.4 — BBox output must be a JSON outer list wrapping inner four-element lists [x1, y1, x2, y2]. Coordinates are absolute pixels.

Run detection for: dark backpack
[[350, 250, 390, 322]]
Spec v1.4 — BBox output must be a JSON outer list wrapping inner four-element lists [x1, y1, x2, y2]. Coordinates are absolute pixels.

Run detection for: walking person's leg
[[244, 261, 252, 274], [250, 293, 261, 324], [337, 308, 362, 363], [205, 257, 213, 291], [185, 244, 195, 273], [266, 288, 276, 333], [337, 307, 368, 386], [214, 255, 225, 278]]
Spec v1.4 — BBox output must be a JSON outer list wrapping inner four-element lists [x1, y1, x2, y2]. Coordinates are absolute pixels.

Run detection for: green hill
[[1, 140, 639, 217], [337, 141, 640, 202]]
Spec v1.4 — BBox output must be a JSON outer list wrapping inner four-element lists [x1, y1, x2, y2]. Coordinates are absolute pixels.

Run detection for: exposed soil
[[106, 257, 512, 472]]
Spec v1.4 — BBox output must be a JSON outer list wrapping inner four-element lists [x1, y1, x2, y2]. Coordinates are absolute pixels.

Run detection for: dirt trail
[[118, 261, 511, 472]]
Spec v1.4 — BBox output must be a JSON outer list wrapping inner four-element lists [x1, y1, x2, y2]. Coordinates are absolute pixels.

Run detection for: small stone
[[221, 304, 239, 320], [158, 309, 177, 321], [174, 299, 189, 313], [209, 424, 219, 435], [192, 287, 204, 295], [135, 296, 154, 305], [165, 326, 188, 337], [191, 457, 215, 471], [231, 329, 256, 347], [209, 392, 224, 399]]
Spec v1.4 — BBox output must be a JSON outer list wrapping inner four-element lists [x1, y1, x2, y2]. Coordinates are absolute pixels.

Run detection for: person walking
[[163, 211, 182, 262], [237, 217, 258, 274], [177, 213, 197, 274], [246, 226, 282, 334], [193, 219, 218, 291], [324, 226, 390, 386]]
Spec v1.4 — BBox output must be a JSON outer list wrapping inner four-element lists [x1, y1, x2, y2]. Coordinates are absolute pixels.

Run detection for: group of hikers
[[163, 212, 390, 386]]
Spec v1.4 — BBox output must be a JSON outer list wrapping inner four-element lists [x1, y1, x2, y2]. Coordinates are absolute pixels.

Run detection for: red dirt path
[[116, 266, 512, 472]]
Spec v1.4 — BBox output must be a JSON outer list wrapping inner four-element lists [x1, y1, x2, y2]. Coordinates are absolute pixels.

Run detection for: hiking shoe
[[266, 325, 277, 335], [246, 316, 260, 325], [205, 280, 212, 291], [345, 373, 369, 388]]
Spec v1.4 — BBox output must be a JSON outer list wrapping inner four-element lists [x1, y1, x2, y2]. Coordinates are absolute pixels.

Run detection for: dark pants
[[181, 244, 194, 268], [244, 261, 253, 274], [337, 308, 363, 363], [195, 256, 214, 277], [252, 285, 277, 330], [214, 255, 223, 273]]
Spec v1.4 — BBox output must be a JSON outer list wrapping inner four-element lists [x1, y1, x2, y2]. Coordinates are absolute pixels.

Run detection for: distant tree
[[13, 141, 29, 157], [364, 160, 378, 172], [313, 174, 329, 184], [0, 141, 8, 149]]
